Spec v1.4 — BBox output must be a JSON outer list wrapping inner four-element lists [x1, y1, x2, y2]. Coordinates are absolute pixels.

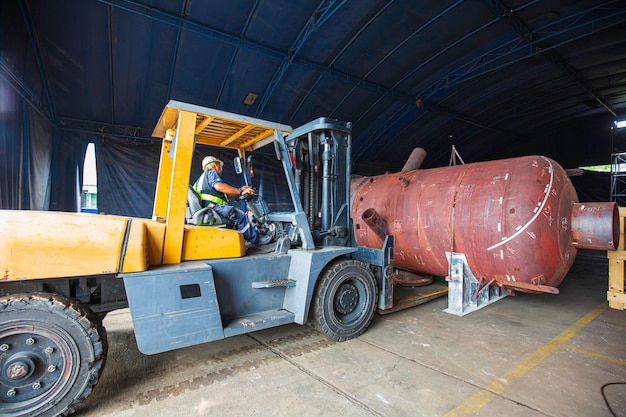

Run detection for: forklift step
[[223, 309, 295, 337], [251, 279, 296, 288]]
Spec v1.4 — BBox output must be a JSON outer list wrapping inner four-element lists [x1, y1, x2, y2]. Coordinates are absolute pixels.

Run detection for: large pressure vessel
[[350, 153, 618, 293]]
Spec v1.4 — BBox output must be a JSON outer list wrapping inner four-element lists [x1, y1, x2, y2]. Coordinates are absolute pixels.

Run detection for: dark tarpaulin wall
[[49, 130, 86, 212], [96, 138, 292, 218], [571, 170, 611, 203], [0, 76, 61, 211], [96, 138, 160, 218], [95, 139, 239, 218], [1, 0, 84, 212], [0, 77, 25, 209], [28, 106, 52, 210]]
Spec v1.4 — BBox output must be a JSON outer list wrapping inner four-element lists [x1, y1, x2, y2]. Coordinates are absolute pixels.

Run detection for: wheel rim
[[0, 322, 80, 416], [331, 276, 369, 326]]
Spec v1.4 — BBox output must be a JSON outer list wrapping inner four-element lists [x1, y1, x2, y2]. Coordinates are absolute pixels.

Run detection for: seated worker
[[192, 156, 260, 244]]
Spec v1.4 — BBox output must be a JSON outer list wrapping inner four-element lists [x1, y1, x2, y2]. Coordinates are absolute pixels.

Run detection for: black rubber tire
[[0, 293, 108, 417], [312, 259, 378, 341]]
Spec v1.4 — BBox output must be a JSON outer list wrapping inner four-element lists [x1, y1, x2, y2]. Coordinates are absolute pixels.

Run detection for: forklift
[[0, 101, 397, 417]]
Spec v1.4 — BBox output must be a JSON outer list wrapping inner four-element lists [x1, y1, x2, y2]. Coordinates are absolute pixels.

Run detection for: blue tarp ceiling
[[1, 0, 625, 213]]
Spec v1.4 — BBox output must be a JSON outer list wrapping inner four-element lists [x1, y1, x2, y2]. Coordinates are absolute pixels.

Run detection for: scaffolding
[[610, 152, 626, 206]]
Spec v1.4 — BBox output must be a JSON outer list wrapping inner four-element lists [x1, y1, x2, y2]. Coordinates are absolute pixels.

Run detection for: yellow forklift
[[0, 101, 394, 417]]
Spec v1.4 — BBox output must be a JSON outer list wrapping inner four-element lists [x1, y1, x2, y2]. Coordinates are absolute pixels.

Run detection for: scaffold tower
[[610, 152, 626, 206]]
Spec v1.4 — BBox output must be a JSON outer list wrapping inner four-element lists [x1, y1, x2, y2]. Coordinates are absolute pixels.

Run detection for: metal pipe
[[321, 136, 331, 231], [401, 148, 427, 172], [308, 133, 317, 230], [361, 208, 388, 245]]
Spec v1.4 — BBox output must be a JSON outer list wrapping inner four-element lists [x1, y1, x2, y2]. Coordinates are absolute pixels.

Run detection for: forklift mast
[[272, 118, 353, 249], [283, 118, 351, 246]]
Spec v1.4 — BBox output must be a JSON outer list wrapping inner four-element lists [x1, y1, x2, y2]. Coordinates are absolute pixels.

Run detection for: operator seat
[[185, 186, 233, 227]]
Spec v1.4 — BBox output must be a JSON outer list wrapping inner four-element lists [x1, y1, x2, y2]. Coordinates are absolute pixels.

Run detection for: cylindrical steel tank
[[351, 154, 619, 293]]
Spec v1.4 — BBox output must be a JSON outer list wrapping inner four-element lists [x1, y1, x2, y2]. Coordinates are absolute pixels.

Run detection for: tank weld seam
[[486, 157, 553, 252], [450, 164, 474, 271]]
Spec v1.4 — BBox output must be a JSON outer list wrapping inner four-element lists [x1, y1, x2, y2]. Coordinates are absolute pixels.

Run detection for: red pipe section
[[571, 202, 619, 250], [361, 207, 389, 244], [401, 148, 427, 172], [351, 153, 618, 293]]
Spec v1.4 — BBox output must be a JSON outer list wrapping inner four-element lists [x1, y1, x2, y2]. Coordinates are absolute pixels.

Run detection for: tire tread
[[312, 259, 378, 342], [0, 293, 108, 417]]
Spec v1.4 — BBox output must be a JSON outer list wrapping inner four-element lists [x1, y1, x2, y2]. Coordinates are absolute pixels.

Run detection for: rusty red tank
[[351, 152, 618, 294]]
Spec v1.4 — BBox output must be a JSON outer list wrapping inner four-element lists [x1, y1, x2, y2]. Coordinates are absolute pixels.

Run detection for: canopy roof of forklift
[[153, 100, 293, 151]]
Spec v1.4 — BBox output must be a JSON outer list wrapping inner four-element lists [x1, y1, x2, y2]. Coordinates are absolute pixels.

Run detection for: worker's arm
[[214, 182, 253, 199]]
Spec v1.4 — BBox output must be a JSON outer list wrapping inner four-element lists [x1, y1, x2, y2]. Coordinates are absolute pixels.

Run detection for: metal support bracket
[[353, 235, 394, 311], [443, 252, 507, 316]]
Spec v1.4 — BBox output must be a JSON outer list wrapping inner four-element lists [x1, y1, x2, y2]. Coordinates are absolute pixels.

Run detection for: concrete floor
[[75, 250, 625, 417]]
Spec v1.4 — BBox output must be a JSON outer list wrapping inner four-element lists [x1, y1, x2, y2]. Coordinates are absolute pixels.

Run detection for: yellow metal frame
[[0, 211, 129, 280], [181, 226, 246, 261], [607, 206, 626, 310], [151, 100, 293, 264], [153, 101, 293, 152]]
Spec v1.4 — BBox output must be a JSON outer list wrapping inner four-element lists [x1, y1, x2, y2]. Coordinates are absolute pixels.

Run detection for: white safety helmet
[[202, 156, 224, 171]]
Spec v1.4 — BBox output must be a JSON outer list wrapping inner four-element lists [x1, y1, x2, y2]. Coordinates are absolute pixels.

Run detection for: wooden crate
[[607, 207, 626, 310]]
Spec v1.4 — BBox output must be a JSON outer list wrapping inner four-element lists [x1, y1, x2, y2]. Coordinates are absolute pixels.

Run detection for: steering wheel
[[235, 192, 254, 202]]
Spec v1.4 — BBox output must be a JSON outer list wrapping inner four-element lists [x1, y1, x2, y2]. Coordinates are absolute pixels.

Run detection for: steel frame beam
[[482, 0, 618, 117], [255, 0, 347, 117], [288, 0, 396, 124], [165, 0, 188, 103], [350, 1, 540, 160], [355, 1, 626, 162], [17, 0, 56, 122], [107, 4, 116, 125], [328, 0, 465, 120], [0, 59, 50, 123], [418, 2, 626, 102], [12, 0, 626, 152], [97, 0, 409, 106], [215, 1, 260, 107], [58, 118, 155, 142]]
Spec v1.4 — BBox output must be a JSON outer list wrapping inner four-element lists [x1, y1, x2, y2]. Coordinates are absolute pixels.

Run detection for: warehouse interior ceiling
[[1, 0, 626, 213]]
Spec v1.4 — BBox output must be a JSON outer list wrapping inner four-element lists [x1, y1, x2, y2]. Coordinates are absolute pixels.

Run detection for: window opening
[[81, 142, 98, 213]]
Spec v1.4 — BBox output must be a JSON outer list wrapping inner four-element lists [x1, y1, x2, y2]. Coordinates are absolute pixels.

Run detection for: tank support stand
[[444, 252, 509, 316]]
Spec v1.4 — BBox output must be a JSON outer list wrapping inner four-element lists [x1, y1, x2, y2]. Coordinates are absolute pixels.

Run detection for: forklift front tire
[[312, 259, 378, 341]]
